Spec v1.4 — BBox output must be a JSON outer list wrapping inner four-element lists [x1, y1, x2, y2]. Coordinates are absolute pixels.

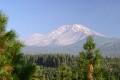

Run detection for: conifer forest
[[0, 12, 120, 80]]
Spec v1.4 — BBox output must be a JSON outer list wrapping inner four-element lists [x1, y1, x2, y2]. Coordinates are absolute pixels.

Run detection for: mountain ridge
[[23, 24, 120, 57], [23, 24, 104, 46]]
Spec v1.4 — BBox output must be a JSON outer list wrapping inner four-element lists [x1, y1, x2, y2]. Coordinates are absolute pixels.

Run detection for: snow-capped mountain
[[23, 24, 104, 46], [23, 24, 120, 57]]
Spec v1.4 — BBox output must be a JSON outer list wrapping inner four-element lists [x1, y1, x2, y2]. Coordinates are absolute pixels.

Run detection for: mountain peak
[[24, 24, 104, 46], [55, 24, 103, 36], [70, 24, 91, 33]]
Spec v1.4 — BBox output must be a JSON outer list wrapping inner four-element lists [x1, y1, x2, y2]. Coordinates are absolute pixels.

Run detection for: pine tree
[[83, 36, 96, 80], [54, 63, 72, 80], [0, 11, 36, 80], [0, 11, 17, 80], [77, 36, 113, 80], [31, 66, 45, 80]]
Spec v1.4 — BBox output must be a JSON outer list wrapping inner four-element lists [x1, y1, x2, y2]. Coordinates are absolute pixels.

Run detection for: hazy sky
[[0, 0, 120, 38]]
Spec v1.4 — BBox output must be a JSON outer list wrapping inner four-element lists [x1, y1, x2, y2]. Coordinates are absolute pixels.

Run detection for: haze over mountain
[[23, 24, 120, 57]]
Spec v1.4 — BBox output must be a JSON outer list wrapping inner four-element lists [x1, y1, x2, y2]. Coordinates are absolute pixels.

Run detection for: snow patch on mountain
[[23, 24, 104, 46]]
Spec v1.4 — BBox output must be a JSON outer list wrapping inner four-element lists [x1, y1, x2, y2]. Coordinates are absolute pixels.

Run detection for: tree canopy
[[0, 11, 36, 80]]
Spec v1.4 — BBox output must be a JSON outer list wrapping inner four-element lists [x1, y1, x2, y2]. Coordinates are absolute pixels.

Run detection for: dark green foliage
[[0, 11, 36, 80], [15, 63, 36, 80], [24, 54, 76, 68], [0, 11, 7, 33], [24, 53, 120, 80], [31, 66, 45, 80], [83, 36, 96, 51], [55, 63, 72, 80], [77, 36, 116, 80], [77, 52, 88, 80], [101, 58, 120, 80]]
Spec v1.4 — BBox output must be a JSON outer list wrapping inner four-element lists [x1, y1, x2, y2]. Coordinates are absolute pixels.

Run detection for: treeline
[[24, 54, 120, 80], [24, 54, 76, 68]]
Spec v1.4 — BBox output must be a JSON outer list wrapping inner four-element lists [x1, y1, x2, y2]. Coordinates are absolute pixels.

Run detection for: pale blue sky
[[0, 0, 120, 38]]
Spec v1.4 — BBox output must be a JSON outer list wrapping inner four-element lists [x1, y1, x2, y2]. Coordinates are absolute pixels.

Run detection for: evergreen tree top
[[0, 11, 8, 33], [83, 36, 96, 51]]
